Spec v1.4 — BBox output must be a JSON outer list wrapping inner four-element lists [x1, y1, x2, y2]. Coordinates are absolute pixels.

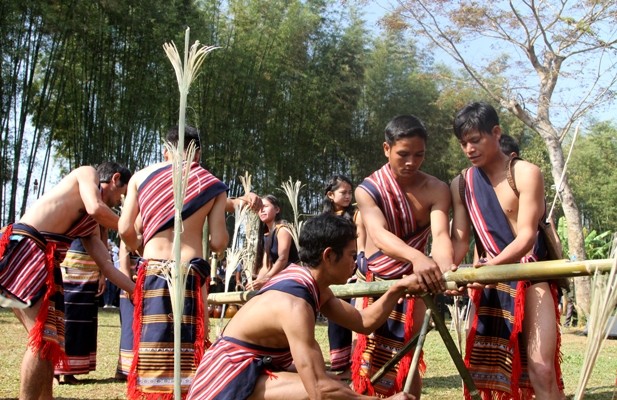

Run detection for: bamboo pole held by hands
[[208, 259, 614, 304]]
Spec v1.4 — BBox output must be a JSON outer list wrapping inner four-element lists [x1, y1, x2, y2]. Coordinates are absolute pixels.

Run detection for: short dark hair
[[299, 214, 357, 268], [384, 115, 428, 145], [165, 125, 201, 151], [500, 134, 520, 157], [96, 162, 132, 187], [453, 101, 500, 140]]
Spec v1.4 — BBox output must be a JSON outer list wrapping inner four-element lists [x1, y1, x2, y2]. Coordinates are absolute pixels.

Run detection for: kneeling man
[[188, 213, 418, 400]]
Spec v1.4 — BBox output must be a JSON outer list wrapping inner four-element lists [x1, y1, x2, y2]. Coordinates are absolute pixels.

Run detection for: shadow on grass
[[422, 374, 462, 389], [58, 377, 123, 385], [421, 376, 617, 399], [566, 386, 617, 399]]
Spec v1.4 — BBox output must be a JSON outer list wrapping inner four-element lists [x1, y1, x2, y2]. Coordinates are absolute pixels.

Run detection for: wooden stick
[[208, 259, 614, 304], [404, 307, 432, 394], [422, 296, 481, 400], [369, 327, 428, 385]]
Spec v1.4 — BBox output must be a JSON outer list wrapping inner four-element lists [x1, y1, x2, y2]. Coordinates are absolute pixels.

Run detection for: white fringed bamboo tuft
[[280, 177, 304, 250], [574, 236, 617, 399], [446, 296, 464, 352], [238, 172, 260, 289], [162, 27, 218, 400]]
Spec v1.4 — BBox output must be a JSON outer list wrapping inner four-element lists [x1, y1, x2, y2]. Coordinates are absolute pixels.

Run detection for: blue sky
[[359, 1, 616, 126]]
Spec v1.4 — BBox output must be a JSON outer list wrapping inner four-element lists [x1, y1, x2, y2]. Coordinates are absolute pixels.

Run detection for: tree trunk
[[540, 128, 590, 316]]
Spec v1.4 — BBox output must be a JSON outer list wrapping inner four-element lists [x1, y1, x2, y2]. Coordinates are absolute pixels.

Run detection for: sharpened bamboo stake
[[208, 259, 614, 304]]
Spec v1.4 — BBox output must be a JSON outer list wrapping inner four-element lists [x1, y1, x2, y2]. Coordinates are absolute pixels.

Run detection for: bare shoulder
[[513, 159, 543, 184], [71, 165, 97, 181], [422, 172, 450, 194]]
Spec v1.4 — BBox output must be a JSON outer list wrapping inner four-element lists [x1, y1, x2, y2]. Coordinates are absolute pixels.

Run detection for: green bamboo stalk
[[171, 29, 190, 400], [208, 259, 614, 304]]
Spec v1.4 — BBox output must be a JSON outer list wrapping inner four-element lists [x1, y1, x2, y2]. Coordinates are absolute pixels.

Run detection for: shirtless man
[[187, 213, 417, 400], [118, 125, 230, 397], [0, 161, 135, 400], [352, 115, 454, 398], [450, 101, 563, 399]]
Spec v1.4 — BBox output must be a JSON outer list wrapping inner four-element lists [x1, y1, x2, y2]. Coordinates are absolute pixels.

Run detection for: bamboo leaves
[[280, 177, 304, 250], [574, 237, 617, 399]]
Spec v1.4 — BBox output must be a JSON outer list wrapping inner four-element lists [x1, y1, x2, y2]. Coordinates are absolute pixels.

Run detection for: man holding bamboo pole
[[0, 161, 135, 400], [450, 101, 564, 400], [188, 213, 418, 400], [352, 115, 456, 398], [118, 126, 229, 399]]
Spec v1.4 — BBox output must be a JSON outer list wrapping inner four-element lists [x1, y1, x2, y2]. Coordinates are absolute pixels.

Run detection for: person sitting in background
[[247, 195, 299, 291], [321, 175, 364, 376]]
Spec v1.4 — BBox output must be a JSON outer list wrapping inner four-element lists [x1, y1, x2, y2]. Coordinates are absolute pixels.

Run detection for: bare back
[[20, 166, 98, 234], [119, 161, 228, 262]]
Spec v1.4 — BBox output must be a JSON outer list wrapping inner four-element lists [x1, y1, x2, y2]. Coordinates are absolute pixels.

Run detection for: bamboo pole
[[368, 328, 427, 386], [162, 28, 218, 400], [403, 308, 431, 394], [422, 296, 481, 400], [208, 259, 614, 304]]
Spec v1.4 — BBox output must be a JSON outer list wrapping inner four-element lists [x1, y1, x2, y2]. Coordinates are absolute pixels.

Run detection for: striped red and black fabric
[[351, 164, 431, 397], [187, 336, 293, 400], [137, 162, 228, 245], [462, 167, 563, 400]]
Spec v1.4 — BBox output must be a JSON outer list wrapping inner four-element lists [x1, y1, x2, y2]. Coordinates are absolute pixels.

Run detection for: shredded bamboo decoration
[[574, 237, 617, 399], [237, 172, 260, 289], [162, 27, 218, 400], [280, 177, 304, 250], [208, 258, 614, 304], [446, 296, 464, 352]]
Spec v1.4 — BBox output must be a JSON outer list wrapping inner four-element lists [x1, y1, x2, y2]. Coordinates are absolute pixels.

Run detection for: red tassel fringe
[[193, 275, 208, 366], [508, 280, 529, 400], [463, 288, 482, 399], [351, 271, 374, 395], [127, 260, 147, 400], [27, 243, 67, 367], [550, 282, 564, 393], [392, 297, 417, 395], [0, 224, 13, 254]]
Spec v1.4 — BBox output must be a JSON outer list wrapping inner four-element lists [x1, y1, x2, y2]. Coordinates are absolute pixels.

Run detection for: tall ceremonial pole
[[208, 259, 614, 304], [163, 29, 218, 400]]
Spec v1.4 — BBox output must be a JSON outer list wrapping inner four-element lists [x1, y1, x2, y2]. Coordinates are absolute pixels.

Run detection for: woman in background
[[247, 195, 299, 291], [322, 175, 365, 377]]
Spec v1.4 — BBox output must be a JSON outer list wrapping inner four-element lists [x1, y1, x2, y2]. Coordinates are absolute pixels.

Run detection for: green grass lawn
[[0, 307, 615, 399]]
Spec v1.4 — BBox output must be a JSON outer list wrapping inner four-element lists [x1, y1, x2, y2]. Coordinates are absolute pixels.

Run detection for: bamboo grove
[[2, 0, 616, 236]]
